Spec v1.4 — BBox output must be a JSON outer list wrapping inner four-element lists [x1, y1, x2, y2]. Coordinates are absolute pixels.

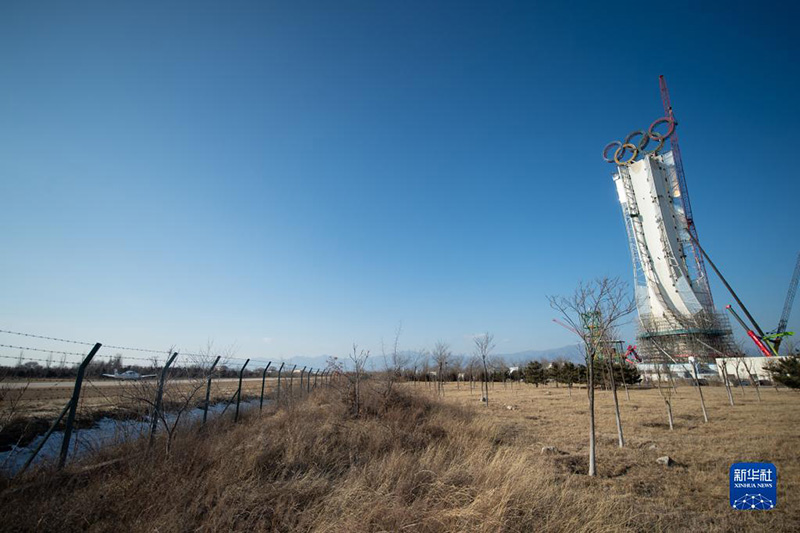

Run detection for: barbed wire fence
[[0, 329, 335, 477]]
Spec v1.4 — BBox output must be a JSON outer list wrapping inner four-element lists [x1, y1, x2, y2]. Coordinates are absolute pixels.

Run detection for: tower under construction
[[604, 77, 734, 363]]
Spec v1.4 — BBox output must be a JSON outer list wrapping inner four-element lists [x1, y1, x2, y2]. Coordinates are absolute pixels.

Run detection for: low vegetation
[[1, 381, 797, 532]]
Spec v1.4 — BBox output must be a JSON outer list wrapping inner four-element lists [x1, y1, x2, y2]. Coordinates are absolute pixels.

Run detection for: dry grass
[[0, 380, 797, 532], [0, 377, 281, 419]]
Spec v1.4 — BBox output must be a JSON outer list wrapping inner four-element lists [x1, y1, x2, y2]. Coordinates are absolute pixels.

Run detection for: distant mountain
[[496, 345, 584, 365], [270, 354, 336, 371], [271, 344, 584, 372]]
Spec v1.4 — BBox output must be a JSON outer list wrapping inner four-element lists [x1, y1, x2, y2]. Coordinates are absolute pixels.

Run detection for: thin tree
[[548, 277, 635, 476], [348, 343, 369, 416], [688, 356, 709, 423], [719, 359, 735, 406], [411, 349, 428, 387], [739, 355, 762, 401], [654, 362, 674, 430], [468, 355, 482, 395], [645, 337, 680, 429], [473, 333, 495, 406], [599, 336, 624, 447], [432, 341, 450, 398], [381, 322, 407, 397]]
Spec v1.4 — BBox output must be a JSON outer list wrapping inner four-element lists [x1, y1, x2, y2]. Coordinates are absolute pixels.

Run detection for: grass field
[[428, 381, 799, 528], [0, 379, 796, 532]]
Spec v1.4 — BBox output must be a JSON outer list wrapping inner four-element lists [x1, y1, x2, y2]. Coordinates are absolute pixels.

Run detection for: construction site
[[603, 76, 798, 382]]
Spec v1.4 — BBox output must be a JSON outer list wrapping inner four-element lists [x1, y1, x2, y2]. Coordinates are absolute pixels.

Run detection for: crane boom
[[659, 75, 713, 305], [777, 252, 800, 334], [764, 251, 800, 354]]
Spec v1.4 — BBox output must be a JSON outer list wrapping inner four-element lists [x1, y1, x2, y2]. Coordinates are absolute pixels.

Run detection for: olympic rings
[[641, 134, 665, 156], [624, 130, 650, 152], [603, 141, 622, 163], [603, 116, 676, 165], [614, 143, 638, 165], [648, 116, 676, 141]]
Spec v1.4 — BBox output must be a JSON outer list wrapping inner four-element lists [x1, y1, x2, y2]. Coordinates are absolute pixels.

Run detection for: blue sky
[[1, 1, 798, 363]]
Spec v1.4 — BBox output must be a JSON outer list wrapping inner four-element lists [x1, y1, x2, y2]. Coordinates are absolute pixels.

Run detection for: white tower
[[607, 137, 732, 362]]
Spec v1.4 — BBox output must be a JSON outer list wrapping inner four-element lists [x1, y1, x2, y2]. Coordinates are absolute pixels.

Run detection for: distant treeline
[[398, 358, 641, 389], [2, 356, 641, 388], [0, 358, 277, 380]]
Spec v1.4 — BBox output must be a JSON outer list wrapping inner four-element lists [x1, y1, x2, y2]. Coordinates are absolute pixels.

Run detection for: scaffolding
[[612, 150, 734, 363], [637, 311, 735, 363], [605, 79, 735, 364]]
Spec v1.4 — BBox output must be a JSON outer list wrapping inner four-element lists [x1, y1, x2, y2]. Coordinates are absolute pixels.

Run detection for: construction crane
[[659, 75, 714, 305], [764, 252, 800, 353], [726, 305, 774, 357]]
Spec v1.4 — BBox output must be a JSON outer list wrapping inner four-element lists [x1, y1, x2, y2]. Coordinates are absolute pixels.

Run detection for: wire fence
[[0, 330, 335, 477]]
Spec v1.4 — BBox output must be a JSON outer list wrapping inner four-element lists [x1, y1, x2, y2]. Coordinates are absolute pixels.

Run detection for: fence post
[[276, 362, 285, 403], [260, 361, 272, 412], [288, 364, 297, 397], [19, 399, 71, 475], [202, 356, 221, 425], [306, 367, 312, 393], [54, 342, 103, 469], [234, 359, 251, 423], [299, 367, 306, 397], [149, 351, 179, 448], [314, 370, 319, 389]]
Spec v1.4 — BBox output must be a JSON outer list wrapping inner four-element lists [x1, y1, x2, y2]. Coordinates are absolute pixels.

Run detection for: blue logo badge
[[730, 462, 777, 510]]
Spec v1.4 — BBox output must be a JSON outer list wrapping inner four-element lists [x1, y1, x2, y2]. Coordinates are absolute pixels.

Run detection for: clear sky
[[1, 1, 798, 363]]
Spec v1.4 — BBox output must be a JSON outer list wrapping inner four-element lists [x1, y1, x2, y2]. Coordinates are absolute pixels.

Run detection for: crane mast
[[769, 252, 800, 353], [658, 75, 713, 305]]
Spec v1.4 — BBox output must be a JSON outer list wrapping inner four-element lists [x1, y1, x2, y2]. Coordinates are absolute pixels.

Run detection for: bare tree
[[548, 277, 635, 476], [730, 340, 761, 400], [465, 355, 480, 395], [719, 358, 735, 406], [490, 355, 507, 391], [449, 354, 464, 389], [599, 334, 624, 447], [411, 348, 428, 386], [348, 343, 369, 416], [381, 322, 408, 396], [653, 362, 675, 430], [473, 333, 495, 406], [431, 341, 450, 397], [740, 355, 762, 401]]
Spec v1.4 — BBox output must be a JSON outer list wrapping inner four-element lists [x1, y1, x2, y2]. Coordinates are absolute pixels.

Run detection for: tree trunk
[[607, 359, 624, 447], [619, 366, 630, 401], [668, 371, 679, 396], [482, 361, 490, 407], [721, 364, 735, 406], [692, 363, 709, 423], [743, 362, 762, 402], [666, 399, 674, 430], [587, 354, 596, 476], [735, 363, 746, 399]]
